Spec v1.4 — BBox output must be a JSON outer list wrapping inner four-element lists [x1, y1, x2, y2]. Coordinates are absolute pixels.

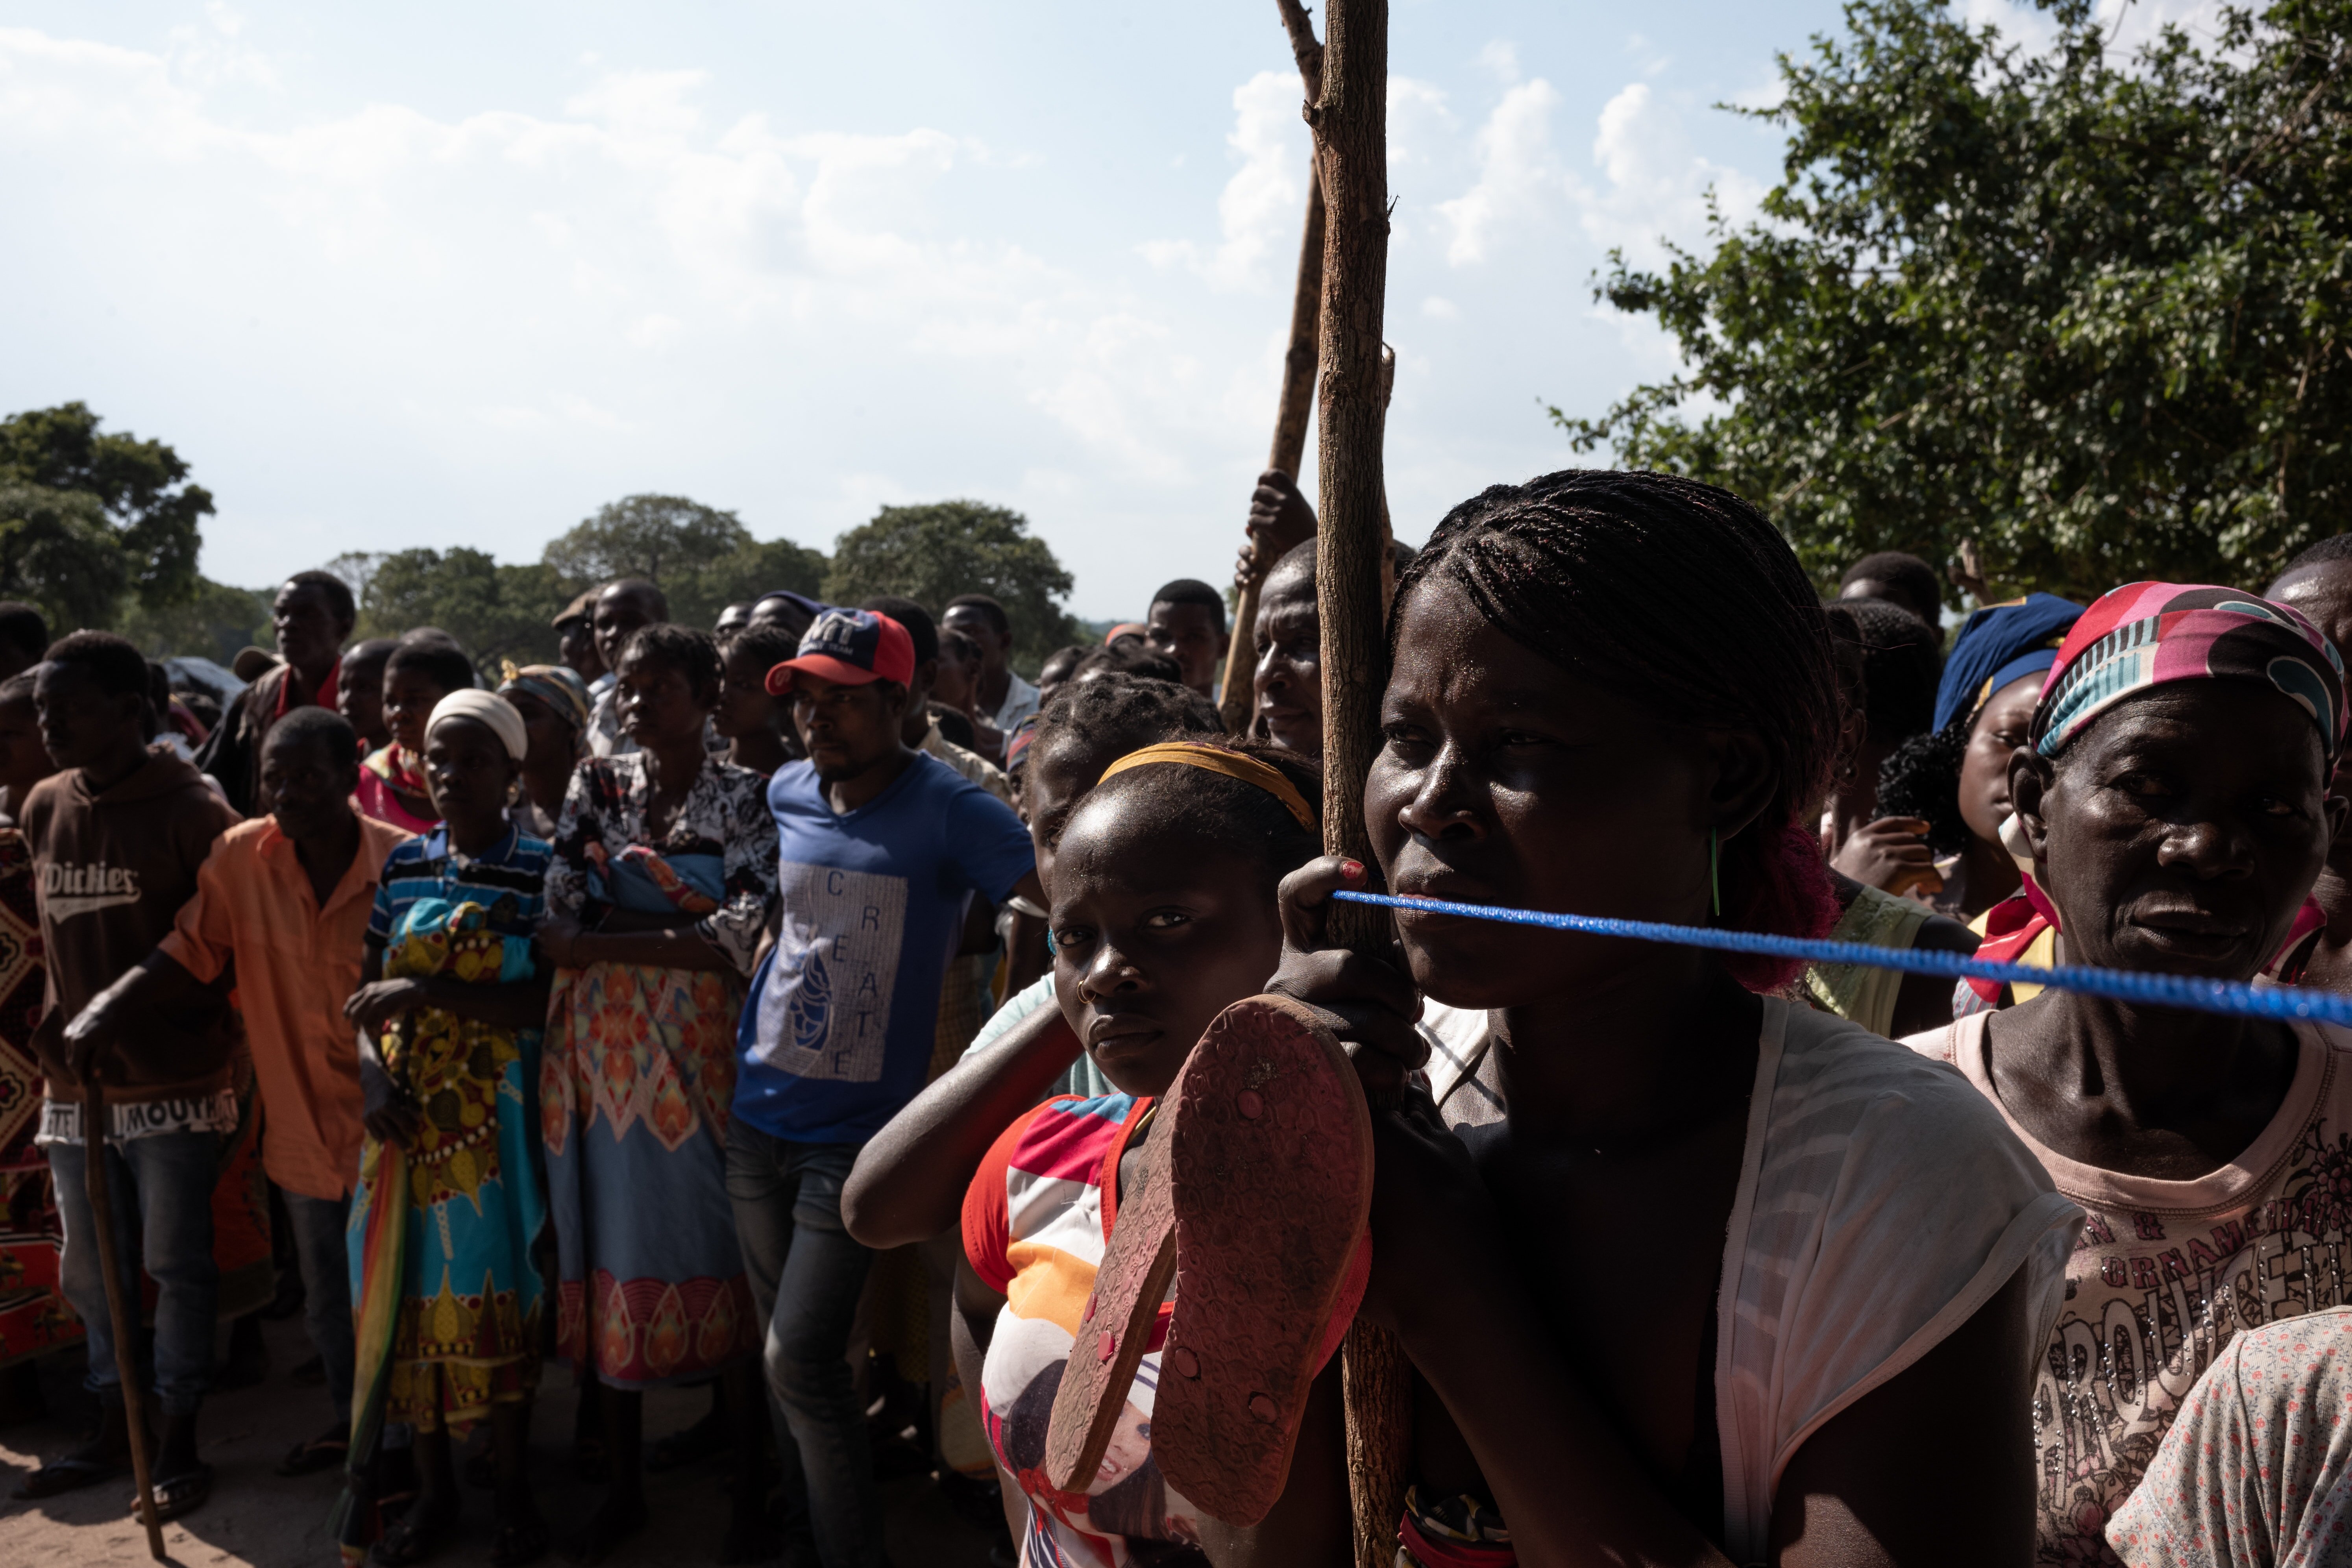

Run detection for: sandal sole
[[1152, 993, 1371, 1525], [1043, 1118, 1177, 1497]]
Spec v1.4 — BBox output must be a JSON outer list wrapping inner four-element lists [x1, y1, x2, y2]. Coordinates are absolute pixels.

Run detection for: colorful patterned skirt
[[543, 961, 758, 1389], [345, 899, 546, 1438]]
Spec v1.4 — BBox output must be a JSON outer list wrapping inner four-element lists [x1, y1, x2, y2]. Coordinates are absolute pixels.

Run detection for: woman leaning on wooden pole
[[1215, 9, 1327, 734], [1294, 0, 1411, 1562]]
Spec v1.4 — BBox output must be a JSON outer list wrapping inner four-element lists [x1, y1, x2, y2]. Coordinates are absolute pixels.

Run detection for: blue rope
[[1328, 889, 2352, 1029]]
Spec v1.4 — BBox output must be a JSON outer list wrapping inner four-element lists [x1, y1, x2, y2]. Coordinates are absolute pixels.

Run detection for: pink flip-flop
[[1046, 993, 1373, 1526]]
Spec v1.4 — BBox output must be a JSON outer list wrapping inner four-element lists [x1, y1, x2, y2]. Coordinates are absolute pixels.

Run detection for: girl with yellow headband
[[871, 735, 1341, 1564]]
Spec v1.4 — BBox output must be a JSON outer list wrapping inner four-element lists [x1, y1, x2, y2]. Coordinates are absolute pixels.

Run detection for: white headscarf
[[426, 689, 527, 762]]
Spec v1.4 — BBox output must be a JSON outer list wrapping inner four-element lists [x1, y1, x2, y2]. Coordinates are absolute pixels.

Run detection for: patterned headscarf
[[498, 662, 594, 757], [2032, 582, 2347, 760]]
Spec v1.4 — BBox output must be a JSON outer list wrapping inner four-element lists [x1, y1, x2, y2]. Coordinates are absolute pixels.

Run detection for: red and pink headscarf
[[2030, 581, 2346, 760]]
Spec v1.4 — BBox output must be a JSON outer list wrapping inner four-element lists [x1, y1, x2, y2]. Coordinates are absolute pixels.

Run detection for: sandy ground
[[0, 1316, 1000, 1568]]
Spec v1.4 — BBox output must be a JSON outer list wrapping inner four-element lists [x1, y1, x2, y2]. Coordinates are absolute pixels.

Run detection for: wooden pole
[[1217, 4, 1330, 734], [83, 1080, 169, 1561], [1300, 0, 1410, 1562]]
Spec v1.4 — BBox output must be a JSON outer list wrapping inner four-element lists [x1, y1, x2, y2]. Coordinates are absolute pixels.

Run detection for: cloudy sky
[[0, 0, 2189, 619]]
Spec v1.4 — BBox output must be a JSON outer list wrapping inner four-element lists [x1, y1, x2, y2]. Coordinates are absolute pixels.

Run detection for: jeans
[[47, 1130, 221, 1420], [283, 1190, 354, 1427], [725, 1120, 882, 1568]]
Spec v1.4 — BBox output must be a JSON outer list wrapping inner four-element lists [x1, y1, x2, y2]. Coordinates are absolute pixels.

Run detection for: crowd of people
[[1, 465, 2349, 1568]]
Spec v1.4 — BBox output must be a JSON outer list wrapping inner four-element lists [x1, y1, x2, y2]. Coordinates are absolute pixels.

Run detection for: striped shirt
[[366, 823, 553, 947]]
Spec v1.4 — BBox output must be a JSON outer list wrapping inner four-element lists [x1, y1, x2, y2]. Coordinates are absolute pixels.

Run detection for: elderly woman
[[535, 623, 779, 1563], [1905, 583, 2352, 1562], [497, 662, 592, 837]]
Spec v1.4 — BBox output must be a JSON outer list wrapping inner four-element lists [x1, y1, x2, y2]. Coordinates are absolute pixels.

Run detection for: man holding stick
[[15, 633, 242, 1522]]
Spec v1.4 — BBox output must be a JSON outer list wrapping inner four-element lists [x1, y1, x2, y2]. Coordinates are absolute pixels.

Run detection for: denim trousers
[[47, 1130, 221, 1420], [724, 1119, 883, 1568], [283, 1189, 354, 1427]]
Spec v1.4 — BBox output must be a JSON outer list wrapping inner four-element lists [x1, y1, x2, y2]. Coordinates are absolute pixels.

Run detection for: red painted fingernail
[[1341, 859, 1364, 880]]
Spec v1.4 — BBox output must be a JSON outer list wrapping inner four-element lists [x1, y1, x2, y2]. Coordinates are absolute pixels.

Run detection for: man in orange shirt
[[65, 706, 410, 1477]]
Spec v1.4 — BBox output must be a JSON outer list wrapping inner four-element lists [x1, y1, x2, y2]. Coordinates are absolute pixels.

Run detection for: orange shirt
[[160, 814, 414, 1199]]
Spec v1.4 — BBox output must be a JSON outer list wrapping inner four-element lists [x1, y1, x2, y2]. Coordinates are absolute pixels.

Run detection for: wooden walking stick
[[1298, 0, 1411, 1561], [82, 1077, 170, 1561], [1218, 13, 1328, 733]]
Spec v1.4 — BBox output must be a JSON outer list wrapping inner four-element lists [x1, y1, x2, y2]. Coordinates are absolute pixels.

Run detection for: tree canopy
[[0, 402, 211, 631], [824, 500, 1078, 670], [543, 494, 827, 631], [1559, 0, 2352, 607]]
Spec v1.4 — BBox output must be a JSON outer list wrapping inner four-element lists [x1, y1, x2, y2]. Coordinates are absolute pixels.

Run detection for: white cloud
[[1422, 296, 1459, 320], [1478, 40, 1520, 83], [1576, 82, 1764, 263], [1434, 78, 1566, 265], [1139, 70, 1307, 292]]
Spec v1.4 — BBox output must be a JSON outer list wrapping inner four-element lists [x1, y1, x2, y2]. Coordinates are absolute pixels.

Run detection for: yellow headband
[[1095, 742, 1317, 832]]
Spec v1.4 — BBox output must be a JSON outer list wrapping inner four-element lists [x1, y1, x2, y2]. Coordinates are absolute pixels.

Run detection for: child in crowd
[[16, 633, 243, 1520], [950, 738, 1345, 1564], [1903, 583, 2352, 1565], [1271, 472, 2079, 1564], [712, 623, 801, 777], [340, 692, 554, 1567], [63, 706, 410, 1480], [337, 639, 399, 758], [356, 634, 477, 833], [0, 669, 60, 1420]]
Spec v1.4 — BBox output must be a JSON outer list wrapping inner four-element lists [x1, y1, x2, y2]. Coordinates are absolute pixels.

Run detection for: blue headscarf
[[1930, 593, 2086, 734]]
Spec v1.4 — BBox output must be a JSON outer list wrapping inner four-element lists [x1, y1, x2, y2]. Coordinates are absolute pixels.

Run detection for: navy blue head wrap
[[1930, 593, 2086, 734]]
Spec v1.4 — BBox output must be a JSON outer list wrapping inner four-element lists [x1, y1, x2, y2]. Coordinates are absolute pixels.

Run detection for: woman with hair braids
[[534, 623, 777, 1563], [1864, 595, 2085, 922], [1273, 470, 2079, 1565]]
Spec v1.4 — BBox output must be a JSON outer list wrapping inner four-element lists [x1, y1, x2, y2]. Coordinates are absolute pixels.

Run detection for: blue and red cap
[[766, 607, 917, 694]]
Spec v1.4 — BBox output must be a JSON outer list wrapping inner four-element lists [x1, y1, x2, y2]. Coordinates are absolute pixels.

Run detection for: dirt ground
[[0, 1315, 1000, 1568]]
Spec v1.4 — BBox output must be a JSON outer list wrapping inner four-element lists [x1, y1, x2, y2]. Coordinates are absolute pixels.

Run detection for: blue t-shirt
[[736, 750, 1035, 1145]]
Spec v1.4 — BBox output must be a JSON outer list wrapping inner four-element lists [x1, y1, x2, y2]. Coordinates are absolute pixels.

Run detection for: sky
[[0, 0, 2202, 619]]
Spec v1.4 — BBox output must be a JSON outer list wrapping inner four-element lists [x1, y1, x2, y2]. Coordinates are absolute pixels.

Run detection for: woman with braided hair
[[1274, 469, 2078, 1565]]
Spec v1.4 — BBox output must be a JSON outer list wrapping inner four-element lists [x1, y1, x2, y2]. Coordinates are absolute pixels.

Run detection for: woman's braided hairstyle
[[1392, 469, 1842, 990]]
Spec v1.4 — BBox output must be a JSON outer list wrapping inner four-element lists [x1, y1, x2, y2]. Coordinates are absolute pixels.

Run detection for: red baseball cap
[[766, 607, 917, 694]]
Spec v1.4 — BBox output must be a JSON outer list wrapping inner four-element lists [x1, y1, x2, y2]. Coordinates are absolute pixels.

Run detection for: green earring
[[1709, 827, 1721, 919]]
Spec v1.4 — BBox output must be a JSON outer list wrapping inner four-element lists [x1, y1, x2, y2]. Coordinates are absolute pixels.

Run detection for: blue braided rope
[[1328, 889, 2352, 1029]]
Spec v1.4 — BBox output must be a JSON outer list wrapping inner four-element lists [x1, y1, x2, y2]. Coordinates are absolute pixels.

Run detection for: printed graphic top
[[737, 751, 1033, 1145], [1909, 1013, 2352, 1567], [962, 1093, 1204, 1567]]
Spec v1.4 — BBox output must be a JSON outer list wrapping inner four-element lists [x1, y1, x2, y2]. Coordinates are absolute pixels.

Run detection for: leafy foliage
[[116, 577, 273, 667], [345, 548, 568, 675], [543, 494, 827, 630], [824, 500, 1078, 671], [0, 402, 212, 631], [1559, 0, 2352, 606]]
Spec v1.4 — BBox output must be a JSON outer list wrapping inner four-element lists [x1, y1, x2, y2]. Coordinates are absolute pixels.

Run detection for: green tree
[[824, 500, 1077, 671], [349, 549, 568, 676], [543, 494, 828, 630], [0, 402, 212, 632], [1559, 0, 2352, 606], [116, 578, 272, 666]]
